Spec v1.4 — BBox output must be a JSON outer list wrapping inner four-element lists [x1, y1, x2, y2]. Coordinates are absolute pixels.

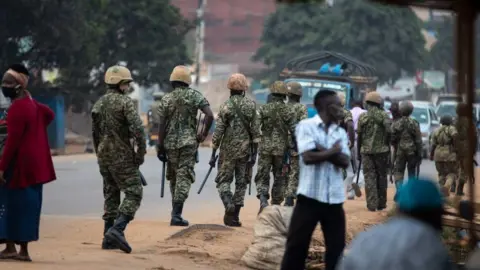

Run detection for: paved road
[[44, 148, 441, 219]]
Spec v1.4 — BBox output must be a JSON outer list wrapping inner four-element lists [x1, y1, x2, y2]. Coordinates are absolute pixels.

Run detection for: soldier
[[156, 65, 214, 226], [150, 92, 165, 124], [284, 81, 307, 206], [209, 73, 260, 226], [390, 101, 422, 187], [430, 115, 458, 195], [337, 92, 355, 148], [254, 81, 296, 213], [91, 65, 146, 253], [390, 101, 401, 121], [357, 91, 391, 212], [454, 103, 476, 196]]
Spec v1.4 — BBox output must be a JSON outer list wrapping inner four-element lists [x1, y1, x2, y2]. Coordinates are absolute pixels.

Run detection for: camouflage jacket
[[431, 125, 457, 162], [150, 100, 162, 124], [288, 101, 308, 156], [91, 89, 146, 165], [455, 116, 477, 158], [212, 95, 261, 159], [157, 86, 209, 150], [391, 116, 422, 156], [357, 106, 391, 154], [258, 96, 296, 155]]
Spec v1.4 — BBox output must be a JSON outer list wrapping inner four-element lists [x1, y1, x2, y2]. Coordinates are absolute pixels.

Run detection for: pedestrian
[[430, 115, 458, 196], [280, 89, 350, 270], [454, 103, 476, 196], [337, 178, 455, 270], [357, 91, 391, 211], [91, 65, 146, 253], [0, 64, 56, 261], [284, 81, 308, 207], [390, 101, 401, 121], [254, 81, 296, 213], [391, 101, 422, 187], [209, 73, 260, 226], [337, 92, 355, 180], [156, 65, 214, 226]]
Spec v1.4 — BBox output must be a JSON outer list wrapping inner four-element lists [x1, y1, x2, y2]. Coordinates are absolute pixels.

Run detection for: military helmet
[[169, 65, 192, 85], [365, 91, 382, 105], [440, 115, 453, 125], [286, 81, 303, 96], [337, 92, 346, 106], [269, 81, 288, 95], [227, 73, 248, 91], [399, 101, 414, 116], [104, 65, 133, 85]]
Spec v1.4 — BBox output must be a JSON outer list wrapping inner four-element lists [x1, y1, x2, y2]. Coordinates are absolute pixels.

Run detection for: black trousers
[[281, 195, 346, 270]]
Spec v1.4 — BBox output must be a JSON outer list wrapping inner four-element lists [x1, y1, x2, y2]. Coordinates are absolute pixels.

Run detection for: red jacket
[[0, 95, 56, 188]]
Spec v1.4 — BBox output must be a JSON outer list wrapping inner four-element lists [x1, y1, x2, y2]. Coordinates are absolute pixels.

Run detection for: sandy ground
[[0, 189, 394, 270]]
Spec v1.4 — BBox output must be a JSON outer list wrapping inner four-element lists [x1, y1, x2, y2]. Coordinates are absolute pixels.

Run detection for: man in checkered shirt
[[281, 89, 350, 270]]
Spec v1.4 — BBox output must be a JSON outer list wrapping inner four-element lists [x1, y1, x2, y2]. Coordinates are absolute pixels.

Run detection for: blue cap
[[394, 178, 444, 211]]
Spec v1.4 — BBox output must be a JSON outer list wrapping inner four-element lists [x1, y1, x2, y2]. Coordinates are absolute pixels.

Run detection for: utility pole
[[194, 0, 206, 87]]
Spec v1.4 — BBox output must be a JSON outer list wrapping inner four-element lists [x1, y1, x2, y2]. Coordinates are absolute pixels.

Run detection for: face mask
[[2, 86, 18, 99]]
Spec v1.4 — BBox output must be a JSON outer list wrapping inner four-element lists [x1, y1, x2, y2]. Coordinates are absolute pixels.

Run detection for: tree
[[254, 0, 429, 83]]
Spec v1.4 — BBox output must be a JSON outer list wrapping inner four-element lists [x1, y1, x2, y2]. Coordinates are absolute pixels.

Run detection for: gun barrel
[[160, 162, 166, 198], [197, 167, 213, 194], [140, 171, 148, 186]]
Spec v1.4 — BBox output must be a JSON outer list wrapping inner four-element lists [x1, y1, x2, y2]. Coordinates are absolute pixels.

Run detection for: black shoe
[[377, 206, 386, 211], [367, 207, 376, 212], [102, 219, 118, 250], [105, 214, 133, 253], [225, 205, 242, 227], [284, 197, 294, 207], [221, 194, 235, 226], [170, 202, 189, 227], [456, 183, 465, 196], [258, 195, 269, 214]]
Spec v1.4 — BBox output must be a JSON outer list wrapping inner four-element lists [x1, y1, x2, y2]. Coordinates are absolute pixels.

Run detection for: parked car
[[436, 100, 458, 120], [408, 101, 440, 158]]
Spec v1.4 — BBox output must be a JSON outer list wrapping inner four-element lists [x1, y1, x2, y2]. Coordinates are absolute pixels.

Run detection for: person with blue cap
[[337, 177, 455, 270]]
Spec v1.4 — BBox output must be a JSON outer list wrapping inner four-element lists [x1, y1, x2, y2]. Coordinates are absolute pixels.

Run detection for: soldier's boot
[[170, 203, 189, 227], [258, 195, 269, 214], [284, 196, 294, 207], [101, 219, 119, 250], [456, 182, 465, 196], [221, 194, 235, 226], [105, 214, 132, 253], [450, 182, 457, 193], [229, 205, 242, 227]]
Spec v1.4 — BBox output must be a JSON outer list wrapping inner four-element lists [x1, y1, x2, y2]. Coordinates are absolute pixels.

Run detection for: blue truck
[[256, 51, 378, 118]]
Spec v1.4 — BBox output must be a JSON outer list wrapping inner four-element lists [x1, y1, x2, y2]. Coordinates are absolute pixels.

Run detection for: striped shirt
[[296, 115, 351, 204]]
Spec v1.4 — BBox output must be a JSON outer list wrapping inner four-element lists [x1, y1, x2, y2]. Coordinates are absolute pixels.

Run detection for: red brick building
[[171, 0, 276, 74]]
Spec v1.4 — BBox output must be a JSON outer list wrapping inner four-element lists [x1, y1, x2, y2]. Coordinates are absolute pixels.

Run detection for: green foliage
[[254, 0, 429, 83], [0, 0, 193, 110]]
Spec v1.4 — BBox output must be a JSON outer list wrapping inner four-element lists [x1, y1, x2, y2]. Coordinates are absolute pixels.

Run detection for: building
[[171, 0, 276, 75]]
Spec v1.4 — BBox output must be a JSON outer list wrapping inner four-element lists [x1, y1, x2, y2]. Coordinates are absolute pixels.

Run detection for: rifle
[[160, 160, 166, 198], [195, 112, 205, 163], [197, 154, 219, 194], [352, 159, 362, 197], [247, 165, 252, 195], [389, 147, 396, 184], [474, 159, 478, 166]]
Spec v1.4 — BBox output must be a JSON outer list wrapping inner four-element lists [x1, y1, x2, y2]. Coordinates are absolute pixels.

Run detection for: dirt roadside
[[0, 192, 394, 270]]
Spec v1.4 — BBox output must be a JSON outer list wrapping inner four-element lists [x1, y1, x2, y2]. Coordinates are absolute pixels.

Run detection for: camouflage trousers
[[100, 163, 143, 220], [166, 145, 197, 203], [457, 159, 470, 185], [394, 151, 419, 184], [214, 152, 248, 206], [362, 152, 389, 211], [435, 161, 457, 187], [285, 155, 299, 198], [254, 154, 286, 204]]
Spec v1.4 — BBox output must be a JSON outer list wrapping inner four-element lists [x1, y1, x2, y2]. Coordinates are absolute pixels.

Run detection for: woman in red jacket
[[0, 64, 56, 262]]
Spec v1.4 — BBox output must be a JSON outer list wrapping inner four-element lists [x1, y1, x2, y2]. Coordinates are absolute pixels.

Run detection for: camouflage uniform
[[391, 116, 422, 185], [92, 65, 146, 253], [430, 125, 458, 187], [285, 82, 308, 201], [255, 82, 296, 206], [357, 92, 391, 211], [157, 86, 209, 203], [340, 108, 353, 179]]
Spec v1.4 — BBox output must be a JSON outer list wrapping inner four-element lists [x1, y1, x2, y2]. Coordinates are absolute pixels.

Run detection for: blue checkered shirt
[[296, 115, 350, 204]]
